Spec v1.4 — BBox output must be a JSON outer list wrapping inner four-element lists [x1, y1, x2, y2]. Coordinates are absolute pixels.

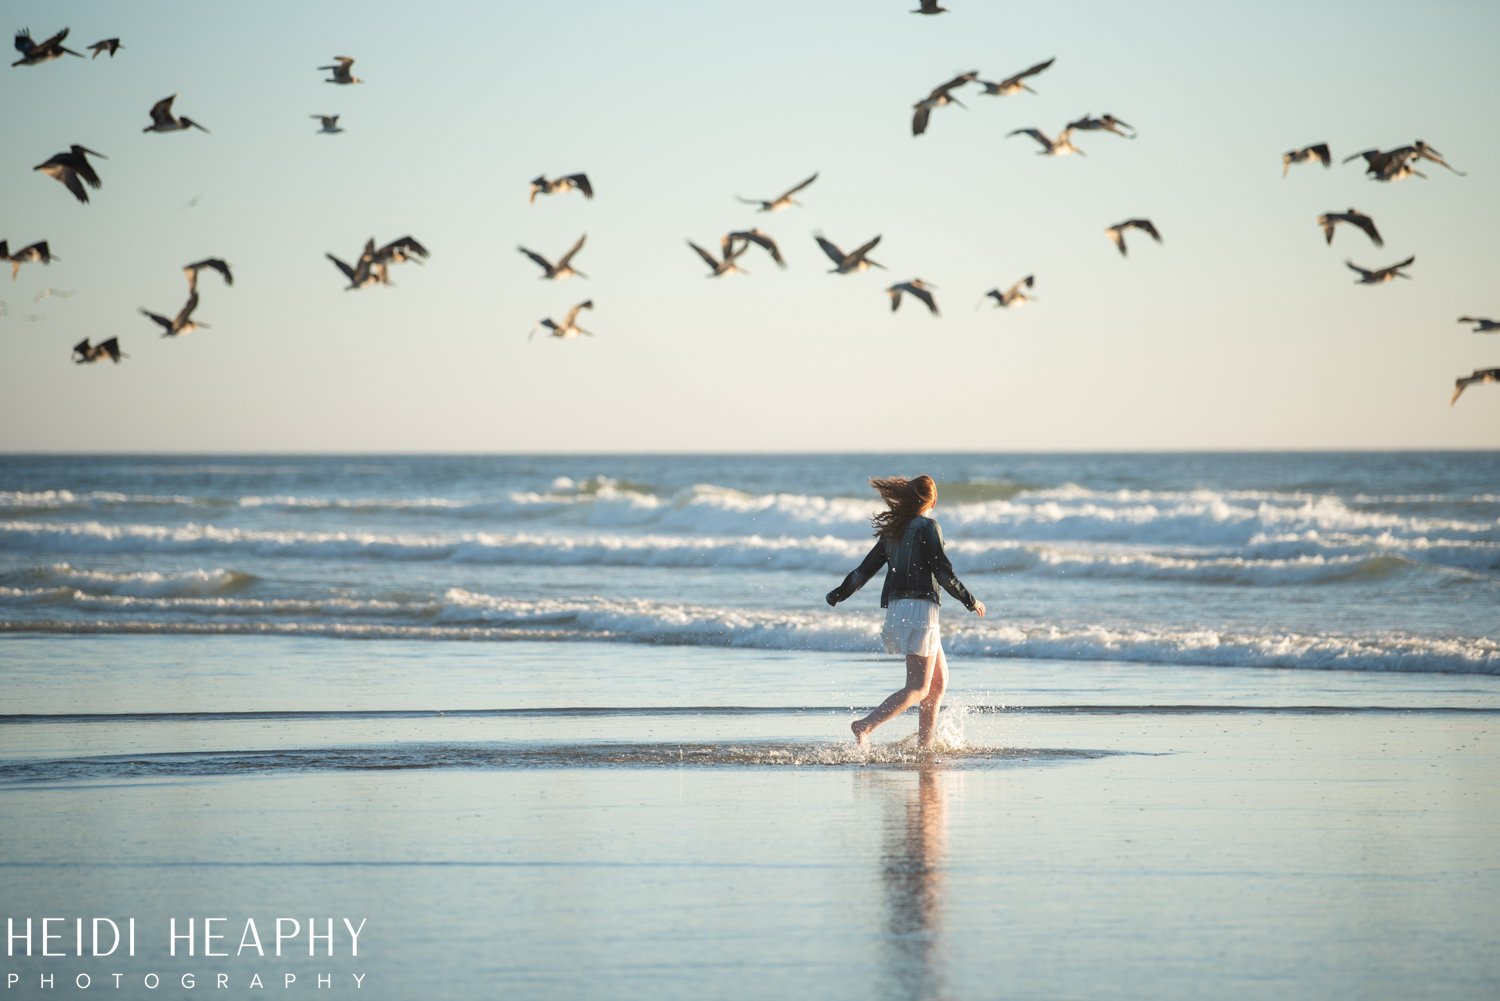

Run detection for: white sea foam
[[3, 591, 1494, 674], [3, 517, 1494, 580]]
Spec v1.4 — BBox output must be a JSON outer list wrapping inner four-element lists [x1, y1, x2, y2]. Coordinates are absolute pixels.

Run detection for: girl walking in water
[[826, 475, 985, 747]]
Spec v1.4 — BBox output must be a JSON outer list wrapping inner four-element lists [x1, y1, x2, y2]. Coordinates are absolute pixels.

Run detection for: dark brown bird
[[1346, 256, 1415, 284], [1105, 219, 1162, 257], [141, 292, 209, 337], [9, 241, 57, 281], [911, 1, 948, 13], [12, 27, 83, 66], [1317, 209, 1382, 248], [912, 71, 977, 136], [723, 229, 785, 268], [1451, 368, 1500, 406], [34, 145, 106, 204], [530, 173, 592, 203], [1282, 143, 1330, 177], [519, 234, 588, 279], [1457, 316, 1500, 333], [87, 38, 122, 59], [736, 172, 817, 213], [143, 94, 209, 133], [976, 58, 1055, 96], [887, 280, 940, 316], [183, 258, 233, 293], [72, 337, 125, 364]]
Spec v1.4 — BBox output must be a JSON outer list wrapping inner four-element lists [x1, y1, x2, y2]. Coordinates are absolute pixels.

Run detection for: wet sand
[[3, 638, 1498, 999]]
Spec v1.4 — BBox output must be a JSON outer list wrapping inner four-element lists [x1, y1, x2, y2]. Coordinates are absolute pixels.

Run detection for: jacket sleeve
[[924, 521, 978, 610], [826, 540, 888, 606]]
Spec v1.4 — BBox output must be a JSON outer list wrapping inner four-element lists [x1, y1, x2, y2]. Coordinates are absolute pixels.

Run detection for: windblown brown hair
[[870, 475, 937, 542]]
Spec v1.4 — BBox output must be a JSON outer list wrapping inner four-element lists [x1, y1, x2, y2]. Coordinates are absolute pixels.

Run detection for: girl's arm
[[826, 540, 887, 605], [924, 521, 980, 612]]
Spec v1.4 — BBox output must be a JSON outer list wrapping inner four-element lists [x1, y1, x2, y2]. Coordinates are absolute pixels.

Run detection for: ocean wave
[[5, 482, 1496, 547], [0, 563, 258, 598], [2, 524, 1481, 583], [6, 596, 1489, 674], [5, 522, 1494, 582]]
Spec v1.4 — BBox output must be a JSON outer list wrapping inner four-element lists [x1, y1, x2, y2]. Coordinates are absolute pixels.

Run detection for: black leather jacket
[[825, 516, 978, 611]]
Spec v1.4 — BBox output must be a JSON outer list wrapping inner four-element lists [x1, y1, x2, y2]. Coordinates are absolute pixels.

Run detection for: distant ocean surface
[[1, 452, 1495, 675]]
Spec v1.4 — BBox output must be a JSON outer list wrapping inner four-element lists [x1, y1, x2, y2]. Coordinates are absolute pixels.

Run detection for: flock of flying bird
[[5, 17, 1498, 408]]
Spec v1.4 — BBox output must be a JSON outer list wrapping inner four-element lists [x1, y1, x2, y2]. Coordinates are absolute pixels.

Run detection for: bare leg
[[917, 643, 948, 748], [853, 653, 936, 745]]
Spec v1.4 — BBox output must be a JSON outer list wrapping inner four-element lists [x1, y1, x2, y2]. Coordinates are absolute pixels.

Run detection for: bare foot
[[850, 720, 871, 746]]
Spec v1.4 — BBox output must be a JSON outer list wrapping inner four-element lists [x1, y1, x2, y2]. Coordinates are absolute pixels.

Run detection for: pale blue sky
[[1, 0, 1497, 452]]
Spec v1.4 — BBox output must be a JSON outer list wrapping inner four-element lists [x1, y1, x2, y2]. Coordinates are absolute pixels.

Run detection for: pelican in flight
[[311, 115, 343, 134], [887, 280, 939, 316], [1411, 140, 1466, 176], [183, 258, 233, 293], [1106, 219, 1162, 257], [144, 95, 209, 133], [912, 0, 948, 13], [688, 239, 749, 277], [72, 337, 125, 364], [141, 292, 209, 337], [12, 27, 82, 66], [34, 145, 106, 204], [1343, 146, 1424, 182], [530, 173, 593, 203], [1346, 256, 1414, 284], [320, 56, 362, 84], [1458, 316, 1500, 333], [724, 229, 785, 268], [1317, 209, 1382, 247], [1282, 143, 1330, 177], [372, 235, 429, 268], [977, 57, 1055, 96], [736, 172, 817, 212], [1008, 126, 1084, 156], [328, 240, 385, 290], [980, 275, 1037, 309], [1068, 113, 1135, 138], [519, 234, 588, 279], [815, 232, 885, 274], [88, 38, 122, 58], [1451, 368, 1500, 406], [9, 241, 57, 281], [33, 287, 74, 303], [532, 300, 594, 340], [912, 71, 977, 136]]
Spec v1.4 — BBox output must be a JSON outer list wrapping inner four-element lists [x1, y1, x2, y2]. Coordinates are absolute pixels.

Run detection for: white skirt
[[882, 598, 942, 657]]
